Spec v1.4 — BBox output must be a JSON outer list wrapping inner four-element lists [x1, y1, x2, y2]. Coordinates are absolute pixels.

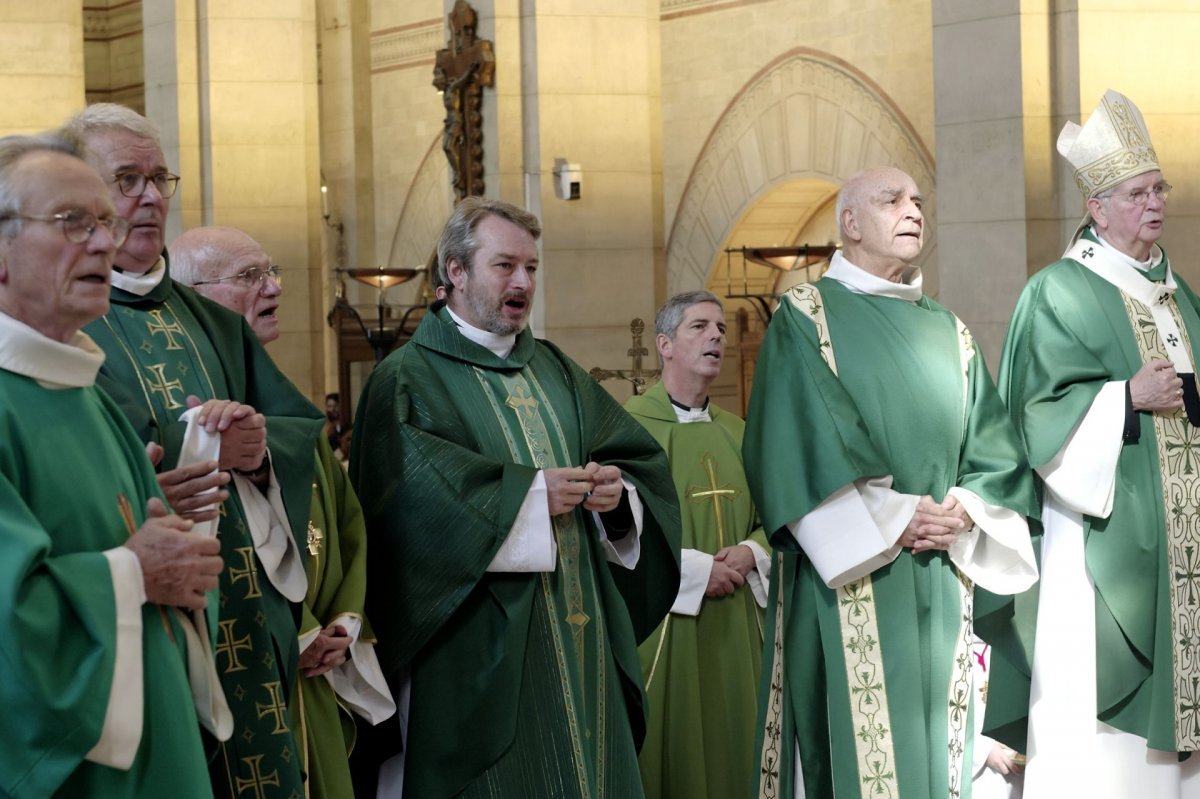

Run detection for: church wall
[[0, 3, 86, 134], [659, 0, 935, 239]]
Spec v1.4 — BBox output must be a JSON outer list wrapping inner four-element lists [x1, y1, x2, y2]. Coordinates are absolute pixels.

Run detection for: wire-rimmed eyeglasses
[[5, 211, 131, 247], [192, 264, 283, 289], [111, 171, 181, 199]]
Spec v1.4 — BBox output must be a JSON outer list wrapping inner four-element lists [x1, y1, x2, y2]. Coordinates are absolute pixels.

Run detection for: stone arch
[[666, 48, 936, 295], [385, 133, 451, 273]]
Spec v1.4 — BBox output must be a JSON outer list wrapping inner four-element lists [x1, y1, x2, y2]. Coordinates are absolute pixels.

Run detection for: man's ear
[[0, 237, 11, 283], [656, 332, 672, 362], [446, 256, 468, 292], [840, 208, 860, 242], [1086, 197, 1108, 231]]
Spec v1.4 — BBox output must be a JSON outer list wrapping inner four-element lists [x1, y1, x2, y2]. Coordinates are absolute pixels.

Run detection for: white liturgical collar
[[110, 255, 166, 296], [824, 250, 923, 303], [0, 311, 106, 388], [446, 305, 518, 358]]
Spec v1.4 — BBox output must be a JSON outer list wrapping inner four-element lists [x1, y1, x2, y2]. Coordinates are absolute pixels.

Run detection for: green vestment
[[293, 435, 384, 799], [743, 276, 1036, 799], [350, 304, 681, 798], [83, 257, 324, 799], [0, 359, 210, 797], [997, 233, 1200, 751], [624, 382, 767, 799]]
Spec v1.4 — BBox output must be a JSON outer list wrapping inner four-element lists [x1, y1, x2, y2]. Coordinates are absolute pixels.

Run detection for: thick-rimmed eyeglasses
[[6, 211, 131, 247], [1102, 182, 1173, 206], [111, 171, 181, 199], [192, 264, 282, 289]]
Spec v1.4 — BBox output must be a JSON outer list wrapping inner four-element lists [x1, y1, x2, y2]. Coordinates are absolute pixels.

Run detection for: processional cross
[[433, 0, 495, 201], [589, 318, 662, 395]]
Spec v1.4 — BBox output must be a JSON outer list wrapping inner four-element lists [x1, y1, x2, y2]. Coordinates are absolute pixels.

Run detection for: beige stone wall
[[0, 2, 85, 134], [83, 1, 145, 112]]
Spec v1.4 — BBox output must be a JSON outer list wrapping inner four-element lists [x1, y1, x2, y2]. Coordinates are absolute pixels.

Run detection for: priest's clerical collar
[[0, 311, 106, 389], [445, 304, 518, 358], [110, 254, 167, 296], [1089, 225, 1164, 274], [668, 392, 711, 423], [824, 250, 923, 302]]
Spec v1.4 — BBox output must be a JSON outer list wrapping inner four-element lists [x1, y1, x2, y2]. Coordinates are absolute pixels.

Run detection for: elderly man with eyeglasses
[[994, 89, 1200, 796], [60, 104, 325, 799], [173, 225, 396, 799], [0, 130, 227, 797]]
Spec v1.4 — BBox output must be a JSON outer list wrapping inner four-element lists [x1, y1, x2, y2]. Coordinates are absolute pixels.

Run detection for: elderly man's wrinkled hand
[[581, 462, 623, 513], [1130, 359, 1184, 412], [124, 497, 222, 609], [900, 495, 971, 552]]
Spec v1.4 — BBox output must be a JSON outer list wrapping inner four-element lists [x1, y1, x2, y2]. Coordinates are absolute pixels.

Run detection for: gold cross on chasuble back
[[687, 450, 741, 548], [145, 308, 187, 350]]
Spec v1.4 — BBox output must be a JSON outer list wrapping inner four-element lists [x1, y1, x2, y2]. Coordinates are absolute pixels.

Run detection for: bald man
[[174, 225, 395, 799], [742, 166, 1038, 799]]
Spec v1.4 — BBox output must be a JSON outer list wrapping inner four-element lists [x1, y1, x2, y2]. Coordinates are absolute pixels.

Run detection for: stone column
[[472, 0, 665, 389], [143, 0, 324, 399], [932, 0, 1030, 369]]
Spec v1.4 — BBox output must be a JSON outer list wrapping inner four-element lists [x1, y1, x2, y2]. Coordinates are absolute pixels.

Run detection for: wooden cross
[[433, 0, 495, 200], [215, 619, 253, 674], [145, 308, 186, 350], [589, 318, 662, 395], [686, 451, 740, 548], [144, 363, 185, 410], [234, 755, 281, 799], [255, 680, 291, 735]]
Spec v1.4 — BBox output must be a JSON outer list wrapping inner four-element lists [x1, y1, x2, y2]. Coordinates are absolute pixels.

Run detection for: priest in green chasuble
[[0, 132, 223, 797], [350, 197, 681, 798], [625, 291, 769, 799], [174, 224, 397, 799], [997, 90, 1200, 797], [743, 166, 1038, 799], [63, 104, 326, 799]]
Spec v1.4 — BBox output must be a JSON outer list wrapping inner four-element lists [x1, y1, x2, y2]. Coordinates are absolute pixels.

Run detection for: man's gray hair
[[0, 131, 90, 238], [655, 290, 724, 338], [435, 197, 541, 297], [61, 102, 162, 146]]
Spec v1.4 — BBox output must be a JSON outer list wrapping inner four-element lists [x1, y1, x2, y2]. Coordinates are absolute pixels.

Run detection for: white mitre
[[1057, 89, 1161, 245]]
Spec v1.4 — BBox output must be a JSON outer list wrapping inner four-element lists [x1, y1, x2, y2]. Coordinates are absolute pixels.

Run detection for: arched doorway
[[665, 49, 935, 413]]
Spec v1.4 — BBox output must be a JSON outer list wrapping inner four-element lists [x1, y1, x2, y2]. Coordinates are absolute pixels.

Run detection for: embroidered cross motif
[[1081, 246, 1095, 259], [255, 680, 291, 734], [1160, 292, 1172, 305], [505, 383, 539, 418], [215, 619, 253, 673], [1168, 334, 1180, 347], [145, 308, 186, 350], [686, 451, 741, 549], [234, 754, 281, 799], [144, 363, 185, 410], [229, 546, 264, 599]]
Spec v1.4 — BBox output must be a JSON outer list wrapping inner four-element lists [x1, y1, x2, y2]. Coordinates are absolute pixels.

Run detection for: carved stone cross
[[589, 318, 662, 395], [433, 0, 495, 200]]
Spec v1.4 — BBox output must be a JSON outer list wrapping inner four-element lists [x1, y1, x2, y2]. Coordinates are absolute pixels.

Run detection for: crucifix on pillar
[[589, 318, 662, 396], [433, 0, 495, 201]]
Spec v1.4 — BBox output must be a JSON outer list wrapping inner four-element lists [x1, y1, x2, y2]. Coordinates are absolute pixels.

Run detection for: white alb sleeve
[[1037, 381, 1125, 518]]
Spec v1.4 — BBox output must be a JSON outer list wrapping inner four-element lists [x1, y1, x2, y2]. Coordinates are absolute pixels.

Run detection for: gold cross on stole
[[144, 363, 185, 410], [687, 451, 740, 548], [234, 754, 281, 799], [145, 308, 186, 350]]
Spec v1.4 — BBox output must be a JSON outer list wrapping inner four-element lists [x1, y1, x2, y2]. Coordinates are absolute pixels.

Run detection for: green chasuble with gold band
[[998, 232, 1200, 753], [0, 345, 209, 797], [83, 256, 324, 799], [743, 274, 1036, 799], [350, 304, 681, 798], [292, 435, 385, 799], [624, 382, 768, 799]]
